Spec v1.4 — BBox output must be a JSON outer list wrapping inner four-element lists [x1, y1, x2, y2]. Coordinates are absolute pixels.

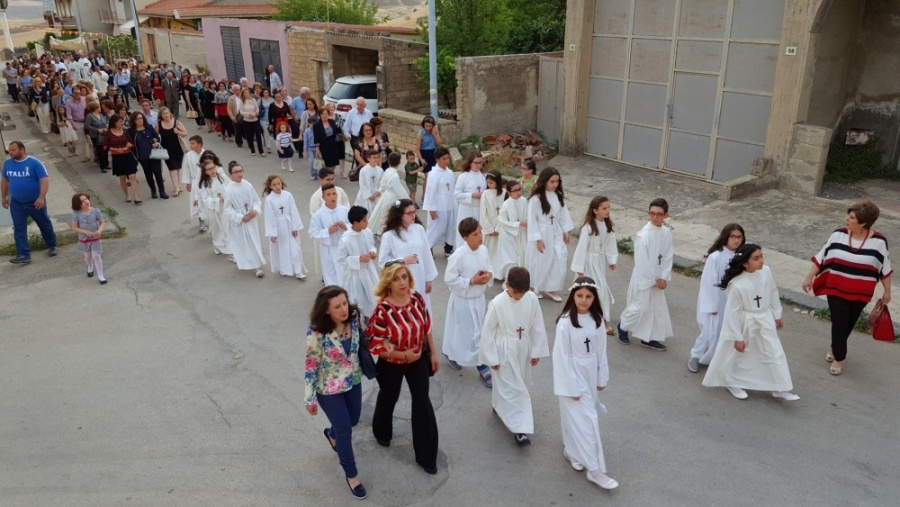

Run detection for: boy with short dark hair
[[309, 184, 350, 286], [404, 150, 421, 207], [617, 198, 674, 351], [444, 217, 494, 385], [308, 166, 350, 217], [337, 205, 379, 316], [423, 146, 456, 257], [479, 267, 549, 446]]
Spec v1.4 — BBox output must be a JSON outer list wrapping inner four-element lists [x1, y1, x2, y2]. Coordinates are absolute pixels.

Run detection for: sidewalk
[[0, 102, 121, 251], [552, 154, 900, 324]]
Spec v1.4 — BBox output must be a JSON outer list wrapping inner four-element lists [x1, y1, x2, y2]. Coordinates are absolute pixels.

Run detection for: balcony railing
[[99, 9, 127, 24]]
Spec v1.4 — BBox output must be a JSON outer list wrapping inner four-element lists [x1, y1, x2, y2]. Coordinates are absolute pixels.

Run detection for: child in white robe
[[309, 184, 350, 286], [617, 198, 673, 351], [479, 267, 548, 447], [479, 171, 505, 278], [223, 162, 266, 278], [308, 167, 351, 217], [571, 196, 618, 335], [354, 149, 384, 214], [553, 276, 619, 490], [422, 147, 457, 257], [525, 167, 573, 301], [181, 137, 205, 230], [368, 152, 410, 235], [443, 218, 494, 386], [688, 224, 745, 373], [197, 161, 231, 255], [702, 244, 799, 401], [378, 198, 439, 313], [453, 151, 487, 248], [337, 206, 379, 317], [263, 175, 308, 279], [496, 179, 528, 280]]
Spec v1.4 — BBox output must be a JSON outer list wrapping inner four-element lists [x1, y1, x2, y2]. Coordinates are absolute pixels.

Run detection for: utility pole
[[127, 0, 143, 58], [427, 0, 438, 119]]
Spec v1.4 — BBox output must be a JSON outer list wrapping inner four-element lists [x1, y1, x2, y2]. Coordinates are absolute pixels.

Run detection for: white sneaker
[[564, 451, 584, 471], [727, 386, 748, 400], [289, 168, 295, 172], [586, 470, 619, 490], [772, 391, 800, 401], [255, 269, 265, 278], [296, 273, 307, 280]]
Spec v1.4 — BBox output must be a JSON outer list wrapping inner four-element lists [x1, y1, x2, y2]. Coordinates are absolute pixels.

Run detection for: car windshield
[[326, 81, 356, 100]]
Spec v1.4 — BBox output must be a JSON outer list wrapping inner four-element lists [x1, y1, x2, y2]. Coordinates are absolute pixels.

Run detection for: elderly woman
[[84, 101, 110, 173], [304, 285, 368, 500], [802, 200, 892, 376], [367, 262, 440, 475]]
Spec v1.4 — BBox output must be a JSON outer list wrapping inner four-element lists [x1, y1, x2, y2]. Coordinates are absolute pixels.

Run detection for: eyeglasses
[[729, 234, 744, 240], [509, 188, 522, 193], [472, 160, 484, 165], [231, 169, 244, 173], [648, 212, 666, 217]]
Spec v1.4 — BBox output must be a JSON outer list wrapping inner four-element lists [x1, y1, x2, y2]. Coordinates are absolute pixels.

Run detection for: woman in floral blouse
[[367, 262, 440, 474], [304, 286, 367, 500]]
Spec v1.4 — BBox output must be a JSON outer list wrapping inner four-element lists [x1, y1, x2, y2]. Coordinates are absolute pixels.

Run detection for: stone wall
[[378, 108, 463, 157], [287, 29, 328, 102], [782, 124, 832, 194], [455, 53, 547, 138], [379, 38, 429, 113]]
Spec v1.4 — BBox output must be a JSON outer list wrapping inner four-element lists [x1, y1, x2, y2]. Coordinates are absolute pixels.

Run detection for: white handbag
[[150, 147, 170, 160]]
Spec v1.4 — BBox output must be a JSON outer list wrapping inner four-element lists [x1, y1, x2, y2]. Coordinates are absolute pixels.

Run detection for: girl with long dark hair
[[378, 199, 438, 312], [571, 196, 618, 335], [525, 167, 573, 301]]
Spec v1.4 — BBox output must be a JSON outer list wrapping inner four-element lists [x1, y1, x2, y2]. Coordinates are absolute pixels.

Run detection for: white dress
[[223, 179, 266, 271], [553, 313, 610, 473], [691, 248, 735, 364], [619, 222, 674, 342], [181, 149, 205, 219], [198, 176, 231, 254], [702, 266, 794, 392], [367, 167, 409, 235], [479, 290, 549, 434], [454, 171, 487, 248], [309, 204, 350, 286], [442, 243, 493, 366], [337, 228, 380, 317], [480, 188, 506, 277], [422, 165, 457, 249], [264, 190, 308, 278], [496, 197, 528, 280], [570, 221, 618, 321], [378, 224, 438, 312], [525, 193, 574, 292], [354, 164, 384, 213]]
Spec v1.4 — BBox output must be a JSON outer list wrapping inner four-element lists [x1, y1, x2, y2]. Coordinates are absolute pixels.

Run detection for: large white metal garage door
[[586, 0, 783, 181]]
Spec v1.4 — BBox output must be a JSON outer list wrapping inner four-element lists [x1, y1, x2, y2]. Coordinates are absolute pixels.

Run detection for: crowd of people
[[3, 51, 894, 501]]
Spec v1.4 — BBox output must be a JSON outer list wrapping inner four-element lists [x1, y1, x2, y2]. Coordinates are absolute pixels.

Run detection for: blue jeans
[[307, 151, 318, 179], [10, 198, 57, 257], [317, 382, 362, 478]]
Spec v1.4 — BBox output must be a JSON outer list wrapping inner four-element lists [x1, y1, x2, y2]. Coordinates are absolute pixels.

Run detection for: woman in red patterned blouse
[[367, 262, 440, 474]]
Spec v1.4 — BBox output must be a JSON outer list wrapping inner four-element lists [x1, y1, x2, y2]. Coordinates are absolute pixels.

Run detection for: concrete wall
[[379, 38, 429, 114], [783, 124, 832, 194], [331, 45, 379, 81], [455, 53, 552, 138], [202, 19, 293, 92], [378, 108, 464, 157], [141, 29, 206, 71]]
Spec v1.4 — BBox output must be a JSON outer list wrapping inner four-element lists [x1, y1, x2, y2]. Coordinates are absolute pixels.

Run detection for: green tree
[[96, 35, 139, 61], [505, 0, 566, 53], [433, 0, 514, 57], [411, 48, 457, 107], [272, 0, 380, 25]]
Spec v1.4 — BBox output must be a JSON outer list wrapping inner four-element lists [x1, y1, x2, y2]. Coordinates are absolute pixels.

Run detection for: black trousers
[[220, 116, 235, 139], [91, 137, 109, 170], [234, 120, 244, 147], [372, 353, 439, 469], [7, 82, 17, 101], [827, 295, 868, 362], [138, 158, 166, 196], [243, 120, 264, 154]]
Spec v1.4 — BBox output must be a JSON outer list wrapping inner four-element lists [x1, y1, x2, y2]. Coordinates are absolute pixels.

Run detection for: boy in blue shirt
[[302, 117, 318, 180]]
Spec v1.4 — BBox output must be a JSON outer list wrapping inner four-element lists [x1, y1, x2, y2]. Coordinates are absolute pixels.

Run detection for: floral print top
[[304, 317, 362, 408]]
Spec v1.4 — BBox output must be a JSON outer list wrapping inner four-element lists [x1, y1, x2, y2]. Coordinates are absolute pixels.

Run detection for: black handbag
[[356, 310, 377, 380], [50, 122, 60, 134]]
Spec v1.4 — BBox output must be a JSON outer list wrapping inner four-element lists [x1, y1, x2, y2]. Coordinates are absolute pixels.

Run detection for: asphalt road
[[2, 117, 899, 507]]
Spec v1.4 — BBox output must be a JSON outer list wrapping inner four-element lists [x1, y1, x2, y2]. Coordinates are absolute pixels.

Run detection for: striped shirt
[[812, 227, 892, 302], [367, 291, 431, 361]]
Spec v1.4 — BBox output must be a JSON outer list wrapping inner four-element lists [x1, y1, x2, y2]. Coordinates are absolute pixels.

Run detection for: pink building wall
[[202, 18, 294, 93]]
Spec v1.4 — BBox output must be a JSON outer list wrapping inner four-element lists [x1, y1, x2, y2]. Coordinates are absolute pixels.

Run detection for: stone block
[[793, 124, 832, 147], [449, 147, 463, 164], [788, 158, 824, 179], [790, 143, 829, 165]]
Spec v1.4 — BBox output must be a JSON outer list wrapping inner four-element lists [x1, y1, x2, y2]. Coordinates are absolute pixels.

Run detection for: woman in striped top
[[367, 262, 440, 474], [802, 200, 892, 375]]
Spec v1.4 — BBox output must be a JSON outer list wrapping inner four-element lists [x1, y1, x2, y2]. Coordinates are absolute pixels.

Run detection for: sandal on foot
[[830, 363, 843, 375], [564, 451, 584, 471], [514, 433, 531, 447], [476, 365, 493, 388], [826, 351, 834, 362]]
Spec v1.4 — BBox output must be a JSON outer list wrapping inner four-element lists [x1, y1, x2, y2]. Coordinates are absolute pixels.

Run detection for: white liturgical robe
[[619, 222, 673, 341], [223, 180, 266, 270]]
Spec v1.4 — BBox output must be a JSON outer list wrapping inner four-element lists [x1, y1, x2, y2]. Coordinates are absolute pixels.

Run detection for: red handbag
[[867, 299, 895, 342]]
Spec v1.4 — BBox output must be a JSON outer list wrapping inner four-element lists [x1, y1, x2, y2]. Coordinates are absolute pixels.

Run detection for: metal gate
[[586, 0, 784, 181], [220, 26, 245, 82], [249, 38, 282, 86], [537, 56, 564, 144]]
